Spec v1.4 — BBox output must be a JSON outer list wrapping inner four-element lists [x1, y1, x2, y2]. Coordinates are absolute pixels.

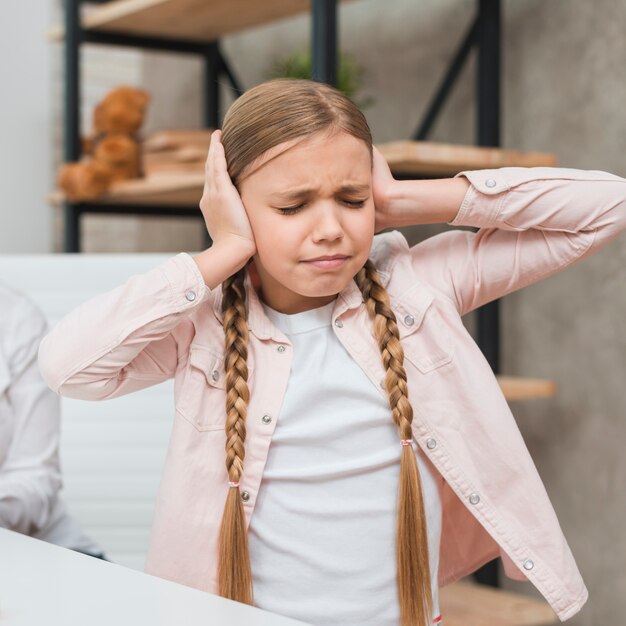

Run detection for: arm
[[0, 299, 62, 535], [390, 167, 626, 316], [38, 241, 250, 401]]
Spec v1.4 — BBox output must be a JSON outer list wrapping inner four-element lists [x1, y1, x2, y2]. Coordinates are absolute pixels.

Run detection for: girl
[[38, 78, 626, 626]]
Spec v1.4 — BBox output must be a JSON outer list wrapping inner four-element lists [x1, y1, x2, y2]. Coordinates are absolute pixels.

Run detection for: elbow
[[38, 333, 125, 401], [601, 180, 626, 237], [37, 333, 101, 399], [37, 333, 62, 395]]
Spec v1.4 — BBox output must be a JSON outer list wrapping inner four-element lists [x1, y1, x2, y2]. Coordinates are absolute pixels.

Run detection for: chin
[[291, 275, 354, 299]]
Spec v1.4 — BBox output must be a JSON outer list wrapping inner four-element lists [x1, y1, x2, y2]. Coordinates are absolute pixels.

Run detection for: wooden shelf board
[[497, 375, 556, 401], [50, 0, 355, 43], [440, 579, 558, 625], [49, 172, 205, 208], [50, 139, 558, 208], [378, 140, 558, 176]]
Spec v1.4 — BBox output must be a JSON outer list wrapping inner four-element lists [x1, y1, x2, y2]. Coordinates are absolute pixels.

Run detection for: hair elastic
[[228, 481, 240, 488], [400, 439, 413, 446]]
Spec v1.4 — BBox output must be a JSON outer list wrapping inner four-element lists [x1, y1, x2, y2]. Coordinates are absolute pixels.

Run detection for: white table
[[0, 528, 309, 625]]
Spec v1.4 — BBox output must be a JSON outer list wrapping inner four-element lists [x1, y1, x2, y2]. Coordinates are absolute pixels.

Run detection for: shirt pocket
[[176, 343, 254, 432], [395, 285, 455, 373]]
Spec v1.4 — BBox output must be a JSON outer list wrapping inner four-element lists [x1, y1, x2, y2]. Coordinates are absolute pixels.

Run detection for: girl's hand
[[199, 129, 257, 256], [371, 145, 401, 233]]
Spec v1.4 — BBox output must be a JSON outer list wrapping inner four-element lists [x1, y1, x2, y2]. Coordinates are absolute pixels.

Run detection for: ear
[[247, 257, 262, 292]]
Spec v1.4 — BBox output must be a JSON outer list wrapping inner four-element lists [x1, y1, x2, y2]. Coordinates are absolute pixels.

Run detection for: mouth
[[301, 255, 350, 270], [303, 254, 349, 262]]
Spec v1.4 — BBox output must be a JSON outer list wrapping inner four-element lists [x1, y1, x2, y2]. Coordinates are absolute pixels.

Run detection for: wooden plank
[[50, 0, 355, 42], [377, 140, 558, 176], [497, 375, 557, 401], [440, 580, 558, 625], [49, 171, 206, 207], [50, 138, 558, 208], [143, 129, 213, 153]]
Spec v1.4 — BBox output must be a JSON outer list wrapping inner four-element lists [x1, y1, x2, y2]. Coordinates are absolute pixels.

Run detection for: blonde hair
[[217, 78, 433, 626]]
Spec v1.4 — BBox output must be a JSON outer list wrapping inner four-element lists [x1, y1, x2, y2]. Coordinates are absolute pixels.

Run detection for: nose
[[311, 201, 344, 243]]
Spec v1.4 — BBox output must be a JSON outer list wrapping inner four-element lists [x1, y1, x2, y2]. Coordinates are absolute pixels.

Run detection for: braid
[[218, 267, 254, 605], [354, 259, 434, 626]]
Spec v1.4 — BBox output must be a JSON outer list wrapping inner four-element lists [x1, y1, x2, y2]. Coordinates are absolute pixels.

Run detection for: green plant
[[265, 48, 375, 110]]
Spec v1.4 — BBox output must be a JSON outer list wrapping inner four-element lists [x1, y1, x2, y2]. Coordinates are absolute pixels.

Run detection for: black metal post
[[477, 0, 501, 148], [311, 0, 338, 87], [218, 49, 245, 98], [203, 41, 221, 128], [414, 17, 478, 141], [201, 42, 222, 249], [64, 0, 81, 252], [473, 0, 502, 589], [475, 0, 501, 374]]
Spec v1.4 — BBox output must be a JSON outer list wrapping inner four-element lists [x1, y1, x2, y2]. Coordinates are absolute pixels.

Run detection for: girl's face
[[239, 129, 374, 315]]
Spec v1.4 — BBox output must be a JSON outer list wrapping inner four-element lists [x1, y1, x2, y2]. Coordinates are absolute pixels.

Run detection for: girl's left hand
[[371, 145, 400, 233]]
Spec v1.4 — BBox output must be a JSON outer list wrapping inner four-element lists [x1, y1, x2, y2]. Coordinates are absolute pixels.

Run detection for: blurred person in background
[[0, 281, 106, 559]]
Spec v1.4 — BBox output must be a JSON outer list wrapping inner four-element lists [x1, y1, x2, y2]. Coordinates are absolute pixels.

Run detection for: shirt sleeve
[[38, 252, 212, 401], [408, 167, 626, 317], [0, 299, 62, 535]]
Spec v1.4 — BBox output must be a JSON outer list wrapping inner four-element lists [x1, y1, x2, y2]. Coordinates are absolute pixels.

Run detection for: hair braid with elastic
[[218, 267, 254, 605], [354, 258, 434, 626]]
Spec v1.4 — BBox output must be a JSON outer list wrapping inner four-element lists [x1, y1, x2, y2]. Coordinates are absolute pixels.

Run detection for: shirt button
[[334, 319, 343, 328], [262, 414, 272, 424], [277, 345, 286, 353], [485, 178, 497, 188], [469, 493, 480, 505], [241, 491, 250, 502], [426, 437, 437, 450], [211, 370, 220, 382], [185, 290, 197, 302], [523, 559, 534, 570], [404, 314, 414, 326]]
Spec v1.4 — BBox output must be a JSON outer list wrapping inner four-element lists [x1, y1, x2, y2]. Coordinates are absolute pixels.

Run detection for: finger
[[212, 134, 233, 192], [212, 132, 229, 176], [206, 130, 218, 190], [205, 129, 217, 169]]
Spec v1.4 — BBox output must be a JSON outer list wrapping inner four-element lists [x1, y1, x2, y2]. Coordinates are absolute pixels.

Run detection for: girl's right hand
[[199, 129, 257, 257]]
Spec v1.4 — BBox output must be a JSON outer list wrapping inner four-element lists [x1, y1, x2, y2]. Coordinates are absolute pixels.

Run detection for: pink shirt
[[38, 166, 626, 622]]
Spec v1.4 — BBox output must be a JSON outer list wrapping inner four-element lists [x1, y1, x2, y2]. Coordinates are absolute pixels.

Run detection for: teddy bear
[[58, 86, 151, 202]]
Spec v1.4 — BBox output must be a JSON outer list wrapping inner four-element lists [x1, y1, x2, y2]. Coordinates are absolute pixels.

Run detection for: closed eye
[[277, 199, 366, 215]]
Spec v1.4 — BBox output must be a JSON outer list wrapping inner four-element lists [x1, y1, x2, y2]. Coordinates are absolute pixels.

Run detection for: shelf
[[440, 579, 558, 625], [50, 0, 355, 43], [496, 376, 556, 401], [49, 171, 205, 207], [50, 139, 558, 208], [377, 140, 558, 176]]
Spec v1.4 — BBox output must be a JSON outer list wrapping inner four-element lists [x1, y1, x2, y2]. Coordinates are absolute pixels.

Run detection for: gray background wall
[[2, 0, 622, 623], [0, 2, 53, 252]]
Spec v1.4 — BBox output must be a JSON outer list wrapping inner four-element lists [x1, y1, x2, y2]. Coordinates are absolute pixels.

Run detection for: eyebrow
[[270, 183, 370, 200]]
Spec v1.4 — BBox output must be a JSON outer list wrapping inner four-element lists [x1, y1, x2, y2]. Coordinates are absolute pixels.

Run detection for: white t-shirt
[[248, 297, 443, 626]]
